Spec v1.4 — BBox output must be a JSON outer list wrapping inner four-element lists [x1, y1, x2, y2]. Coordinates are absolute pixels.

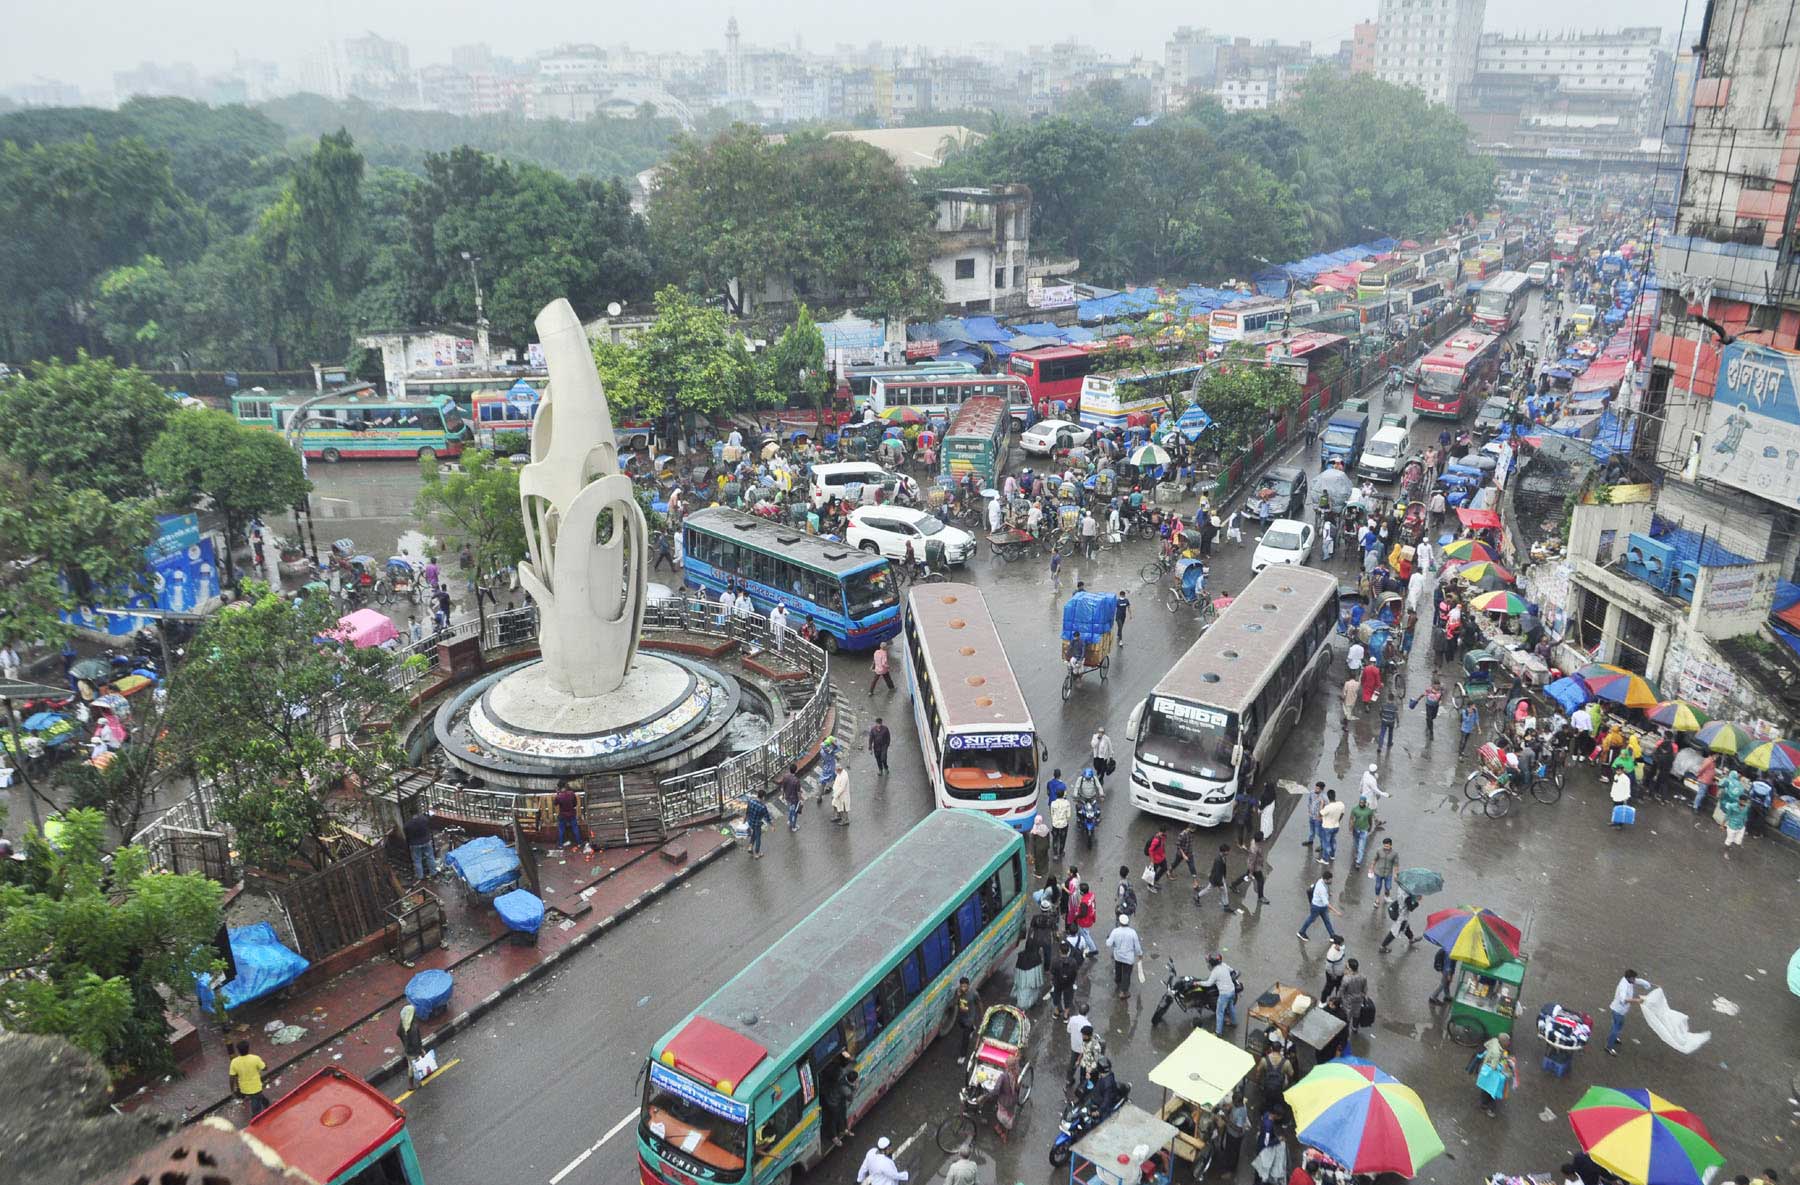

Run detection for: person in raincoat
[[398, 1004, 428, 1087]]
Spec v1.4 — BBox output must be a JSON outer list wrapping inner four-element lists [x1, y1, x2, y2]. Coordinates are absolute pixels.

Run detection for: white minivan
[[1526, 260, 1551, 287], [808, 461, 916, 508], [1356, 425, 1412, 483]]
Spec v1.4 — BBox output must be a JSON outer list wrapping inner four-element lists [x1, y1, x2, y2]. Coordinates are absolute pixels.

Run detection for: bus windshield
[[641, 1071, 748, 1179], [1139, 698, 1237, 780], [844, 568, 899, 618], [944, 737, 1037, 794], [1419, 369, 1461, 396]]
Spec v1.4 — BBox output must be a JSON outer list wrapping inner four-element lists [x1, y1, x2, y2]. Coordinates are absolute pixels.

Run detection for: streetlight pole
[[461, 251, 487, 333]]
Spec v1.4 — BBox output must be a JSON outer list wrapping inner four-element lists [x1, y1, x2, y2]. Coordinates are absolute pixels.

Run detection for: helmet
[[1082, 766, 1096, 778], [1095, 1056, 1113, 1075], [1206, 952, 1222, 966]]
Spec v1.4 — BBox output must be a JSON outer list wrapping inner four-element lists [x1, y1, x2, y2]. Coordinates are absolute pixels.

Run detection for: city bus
[[940, 396, 1011, 487], [903, 583, 1039, 830], [1473, 271, 1531, 334], [405, 371, 545, 416], [1263, 332, 1351, 399], [1078, 363, 1205, 430], [1124, 566, 1337, 827], [845, 361, 978, 405], [1356, 259, 1421, 300], [1396, 278, 1446, 311], [1412, 330, 1503, 419], [638, 810, 1025, 1185], [1290, 306, 1360, 337], [1552, 225, 1594, 262], [1208, 295, 1320, 346], [1407, 243, 1456, 278], [1008, 344, 1097, 415], [864, 373, 1031, 428], [680, 508, 899, 652], [1500, 233, 1527, 269], [470, 382, 541, 448], [247, 1067, 424, 1185], [231, 389, 472, 461], [1466, 249, 1500, 282]]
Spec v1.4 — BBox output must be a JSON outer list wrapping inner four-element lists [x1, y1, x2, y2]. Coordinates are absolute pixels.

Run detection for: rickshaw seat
[[976, 1041, 1013, 1069]]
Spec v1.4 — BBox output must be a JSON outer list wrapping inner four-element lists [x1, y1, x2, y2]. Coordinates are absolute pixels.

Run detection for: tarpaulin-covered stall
[[195, 922, 311, 1013]]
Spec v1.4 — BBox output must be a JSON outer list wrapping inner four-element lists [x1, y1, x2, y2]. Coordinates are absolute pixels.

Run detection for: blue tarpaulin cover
[[446, 835, 522, 894], [195, 922, 310, 1013], [1544, 676, 1592, 715], [494, 889, 546, 935], [1061, 592, 1120, 644], [406, 968, 454, 1018]]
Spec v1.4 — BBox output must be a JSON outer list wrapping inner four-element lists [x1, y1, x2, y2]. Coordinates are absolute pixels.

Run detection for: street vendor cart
[[1446, 956, 1528, 1046], [1069, 1103, 1180, 1185], [1151, 1031, 1255, 1180], [1243, 981, 1347, 1074]]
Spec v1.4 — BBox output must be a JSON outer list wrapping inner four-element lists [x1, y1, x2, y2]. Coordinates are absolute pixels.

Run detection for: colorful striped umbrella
[[1469, 590, 1528, 615], [1694, 720, 1755, 758], [1423, 906, 1523, 968], [1452, 561, 1515, 586], [1285, 1057, 1444, 1177], [1575, 664, 1660, 709], [1741, 738, 1800, 775], [1567, 1087, 1724, 1185], [881, 406, 926, 424], [1643, 700, 1710, 733], [1441, 538, 1498, 563]]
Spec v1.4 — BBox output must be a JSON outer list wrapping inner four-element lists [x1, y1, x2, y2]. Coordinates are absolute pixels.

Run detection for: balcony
[[1657, 232, 1789, 306]]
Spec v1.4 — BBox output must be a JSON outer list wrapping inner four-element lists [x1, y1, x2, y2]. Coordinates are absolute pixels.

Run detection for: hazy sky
[[6, 0, 1698, 95]]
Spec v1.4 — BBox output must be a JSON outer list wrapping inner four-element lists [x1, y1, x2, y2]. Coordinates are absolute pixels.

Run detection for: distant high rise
[[725, 17, 743, 98], [1349, 22, 1379, 76], [1373, 0, 1485, 107]]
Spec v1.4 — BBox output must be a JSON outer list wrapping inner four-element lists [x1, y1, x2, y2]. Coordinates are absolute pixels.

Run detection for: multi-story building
[[1349, 22, 1379, 76], [1373, 0, 1485, 107], [1165, 26, 1224, 104], [113, 61, 203, 101], [1464, 27, 1672, 146], [9, 78, 83, 107], [342, 31, 413, 103], [931, 186, 1033, 313]]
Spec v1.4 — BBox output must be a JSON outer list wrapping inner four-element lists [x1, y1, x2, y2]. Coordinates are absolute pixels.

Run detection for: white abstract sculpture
[[517, 298, 647, 697]]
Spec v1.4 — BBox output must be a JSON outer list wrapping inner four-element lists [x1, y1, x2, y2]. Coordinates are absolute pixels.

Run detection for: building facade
[[1349, 22, 1379, 76], [1373, 0, 1485, 107], [1462, 27, 1672, 148]]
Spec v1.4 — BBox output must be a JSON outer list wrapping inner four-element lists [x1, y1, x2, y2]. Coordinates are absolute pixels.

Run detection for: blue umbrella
[[22, 712, 65, 731]]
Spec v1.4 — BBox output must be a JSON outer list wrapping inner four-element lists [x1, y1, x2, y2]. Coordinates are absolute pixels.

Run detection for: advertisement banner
[[62, 514, 219, 638], [1698, 342, 1800, 503]]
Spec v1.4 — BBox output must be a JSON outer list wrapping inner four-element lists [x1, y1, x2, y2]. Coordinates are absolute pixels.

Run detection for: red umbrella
[[1457, 508, 1501, 529]]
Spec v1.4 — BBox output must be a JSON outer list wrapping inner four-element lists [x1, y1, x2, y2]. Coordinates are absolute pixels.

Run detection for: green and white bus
[[231, 389, 471, 462], [939, 395, 1011, 487], [638, 811, 1026, 1185]]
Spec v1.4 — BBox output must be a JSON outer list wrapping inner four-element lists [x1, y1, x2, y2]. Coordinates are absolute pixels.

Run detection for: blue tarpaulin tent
[[194, 923, 311, 1014], [1544, 676, 1592, 715], [1061, 592, 1120, 645]]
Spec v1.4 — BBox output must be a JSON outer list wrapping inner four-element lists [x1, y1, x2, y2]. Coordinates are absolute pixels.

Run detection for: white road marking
[[892, 1120, 930, 1158], [549, 1108, 640, 1185]]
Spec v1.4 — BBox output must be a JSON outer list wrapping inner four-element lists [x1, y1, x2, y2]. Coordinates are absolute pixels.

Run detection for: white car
[[846, 506, 977, 566], [1251, 518, 1316, 573], [1019, 419, 1093, 456]]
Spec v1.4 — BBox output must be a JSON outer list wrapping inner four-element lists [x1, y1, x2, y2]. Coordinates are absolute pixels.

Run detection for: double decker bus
[[1357, 259, 1421, 300], [1008, 345, 1096, 415], [1078, 363, 1205, 430], [680, 508, 899, 652], [232, 389, 472, 462], [1125, 566, 1337, 826], [1208, 295, 1321, 346], [903, 583, 1040, 830], [1552, 225, 1594, 262], [638, 811, 1024, 1185], [1412, 330, 1503, 419], [1473, 271, 1531, 334], [864, 373, 1031, 428]]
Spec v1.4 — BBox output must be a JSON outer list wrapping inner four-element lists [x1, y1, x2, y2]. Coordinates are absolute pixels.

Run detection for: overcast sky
[[6, 0, 1698, 95]]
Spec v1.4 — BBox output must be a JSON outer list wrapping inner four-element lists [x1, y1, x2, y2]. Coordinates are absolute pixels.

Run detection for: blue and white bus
[[681, 508, 900, 652]]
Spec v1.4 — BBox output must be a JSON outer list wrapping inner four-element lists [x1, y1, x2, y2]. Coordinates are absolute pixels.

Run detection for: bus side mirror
[[1232, 743, 1244, 767]]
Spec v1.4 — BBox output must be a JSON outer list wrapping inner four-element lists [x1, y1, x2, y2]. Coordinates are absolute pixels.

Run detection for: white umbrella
[[1128, 442, 1172, 467]]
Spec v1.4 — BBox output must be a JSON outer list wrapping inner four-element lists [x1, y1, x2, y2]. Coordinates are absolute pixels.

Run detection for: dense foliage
[[144, 408, 312, 580], [413, 449, 528, 631]]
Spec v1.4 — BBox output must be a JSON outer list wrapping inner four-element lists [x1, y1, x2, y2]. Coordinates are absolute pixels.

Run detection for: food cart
[[1150, 1031, 1255, 1179], [1244, 982, 1347, 1073], [1446, 955, 1528, 1046], [1070, 1103, 1179, 1185]]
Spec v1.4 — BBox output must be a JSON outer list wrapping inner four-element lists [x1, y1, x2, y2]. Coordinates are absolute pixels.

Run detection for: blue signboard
[[1699, 342, 1800, 504], [647, 1062, 749, 1124], [62, 514, 218, 638]]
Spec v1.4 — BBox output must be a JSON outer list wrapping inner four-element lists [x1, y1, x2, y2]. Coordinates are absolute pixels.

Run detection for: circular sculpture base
[[434, 653, 740, 790]]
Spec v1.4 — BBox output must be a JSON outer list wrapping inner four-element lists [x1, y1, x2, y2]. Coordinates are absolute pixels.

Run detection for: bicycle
[[1139, 552, 1175, 585], [1462, 766, 1561, 817]]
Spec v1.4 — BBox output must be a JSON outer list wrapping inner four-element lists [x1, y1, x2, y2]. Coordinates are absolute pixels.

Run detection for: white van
[[808, 461, 915, 508], [1356, 425, 1412, 483], [1526, 261, 1551, 287]]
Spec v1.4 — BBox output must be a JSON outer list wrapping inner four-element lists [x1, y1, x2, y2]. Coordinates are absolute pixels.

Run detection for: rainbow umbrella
[[1694, 720, 1754, 758], [1441, 538, 1498, 563], [881, 406, 926, 424], [1469, 590, 1527, 615], [1285, 1057, 1444, 1177], [1742, 738, 1800, 775], [1643, 700, 1710, 733], [1423, 906, 1522, 968], [1453, 561, 1515, 587], [1575, 664, 1659, 709], [1567, 1087, 1724, 1185]]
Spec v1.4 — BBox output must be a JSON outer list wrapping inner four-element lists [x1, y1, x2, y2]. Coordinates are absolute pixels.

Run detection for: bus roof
[[685, 508, 884, 576], [246, 1068, 404, 1184], [654, 810, 1020, 1094], [1270, 331, 1347, 358], [946, 396, 1008, 438], [257, 387, 452, 411], [1421, 332, 1500, 370], [1011, 344, 1093, 362], [1482, 271, 1530, 295], [1150, 566, 1337, 710], [1085, 362, 1205, 385], [907, 583, 1030, 730], [1360, 260, 1415, 279]]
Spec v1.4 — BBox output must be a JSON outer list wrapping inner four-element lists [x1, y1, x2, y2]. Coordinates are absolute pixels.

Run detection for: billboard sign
[[62, 514, 219, 638], [1698, 342, 1800, 502]]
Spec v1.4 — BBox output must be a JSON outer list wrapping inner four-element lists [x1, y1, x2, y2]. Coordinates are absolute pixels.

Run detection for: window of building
[[994, 268, 1005, 290], [954, 258, 975, 280]]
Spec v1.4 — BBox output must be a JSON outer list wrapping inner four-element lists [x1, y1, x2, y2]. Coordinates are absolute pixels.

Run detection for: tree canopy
[[144, 407, 312, 580], [592, 286, 763, 422], [0, 354, 176, 499], [414, 449, 527, 630]]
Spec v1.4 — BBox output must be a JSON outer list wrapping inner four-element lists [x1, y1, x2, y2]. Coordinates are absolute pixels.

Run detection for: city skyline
[[7, 0, 1693, 97]]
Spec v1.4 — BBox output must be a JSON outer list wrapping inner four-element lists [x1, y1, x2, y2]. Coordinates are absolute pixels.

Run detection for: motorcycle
[[1075, 794, 1101, 850], [1150, 957, 1221, 1026], [1048, 1081, 1130, 1167]]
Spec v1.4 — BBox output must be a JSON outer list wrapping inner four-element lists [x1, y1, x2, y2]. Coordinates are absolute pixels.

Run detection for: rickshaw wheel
[[936, 1112, 977, 1154], [1530, 777, 1562, 805], [1099, 656, 1109, 682], [1463, 770, 1491, 801], [1061, 672, 1074, 701], [1446, 1017, 1484, 1047], [1018, 1062, 1035, 1104]]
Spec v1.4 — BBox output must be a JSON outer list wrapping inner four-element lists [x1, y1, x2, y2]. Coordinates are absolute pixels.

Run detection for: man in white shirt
[[1066, 1011, 1094, 1077], [1297, 870, 1341, 941], [856, 1136, 909, 1184], [1090, 728, 1115, 788], [1415, 538, 1435, 574], [1359, 763, 1390, 805], [768, 602, 788, 648], [1605, 970, 1654, 1055], [1317, 790, 1347, 862], [1346, 640, 1365, 674]]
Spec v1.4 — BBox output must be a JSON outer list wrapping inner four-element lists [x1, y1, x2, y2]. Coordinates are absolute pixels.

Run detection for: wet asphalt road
[[340, 292, 1800, 1184]]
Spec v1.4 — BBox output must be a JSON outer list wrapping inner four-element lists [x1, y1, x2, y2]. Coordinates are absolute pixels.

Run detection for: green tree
[[0, 460, 157, 648], [765, 304, 831, 432], [0, 354, 175, 498], [413, 449, 527, 632], [927, 116, 1124, 261], [164, 585, 404, 873], [1191, 362, 1302, 451], [0, 809, 222, 1077], [594, 286, 756, 423], [144, 408, 312, 582], [89, 255, 183, 368], [259, 129, 366, 365]]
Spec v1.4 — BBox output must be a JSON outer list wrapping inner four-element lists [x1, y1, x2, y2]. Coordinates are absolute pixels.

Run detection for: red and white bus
[[1472, 271, 1531, 334], [1008, 345, 1097, 416], [1208, 295, 1320, 346], [471, 386, 654, 450], [1412, 331, 1502, 419], [1552, 225, 1593, 262]]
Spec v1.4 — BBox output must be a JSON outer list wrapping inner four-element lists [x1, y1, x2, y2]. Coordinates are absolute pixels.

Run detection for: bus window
[[999, 854, 1022, 903], [755, 1088, 804, 1164], [841, 993, 881, 1052], [921, 919, 954, 978], [952, 893, 983, 949], [875, 961, 911, 1025], [981, 872, 1004, 922], [895, 949, 924, 1002]]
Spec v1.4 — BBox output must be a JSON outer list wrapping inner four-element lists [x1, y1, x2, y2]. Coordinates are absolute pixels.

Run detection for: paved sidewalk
[[122, 827, 734, 1122]]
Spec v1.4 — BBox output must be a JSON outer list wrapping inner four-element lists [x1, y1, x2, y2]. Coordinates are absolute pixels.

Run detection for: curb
[[365, 831, 738, 1088]]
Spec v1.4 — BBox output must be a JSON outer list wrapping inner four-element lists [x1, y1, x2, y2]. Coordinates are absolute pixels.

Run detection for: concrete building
[[1350, 22, 1379, 76], [1164, 26, 1224, 106], [1374, 0, 1485, 108], [930, 186, 1033, 313], [1461, 27, 1672, 148]]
